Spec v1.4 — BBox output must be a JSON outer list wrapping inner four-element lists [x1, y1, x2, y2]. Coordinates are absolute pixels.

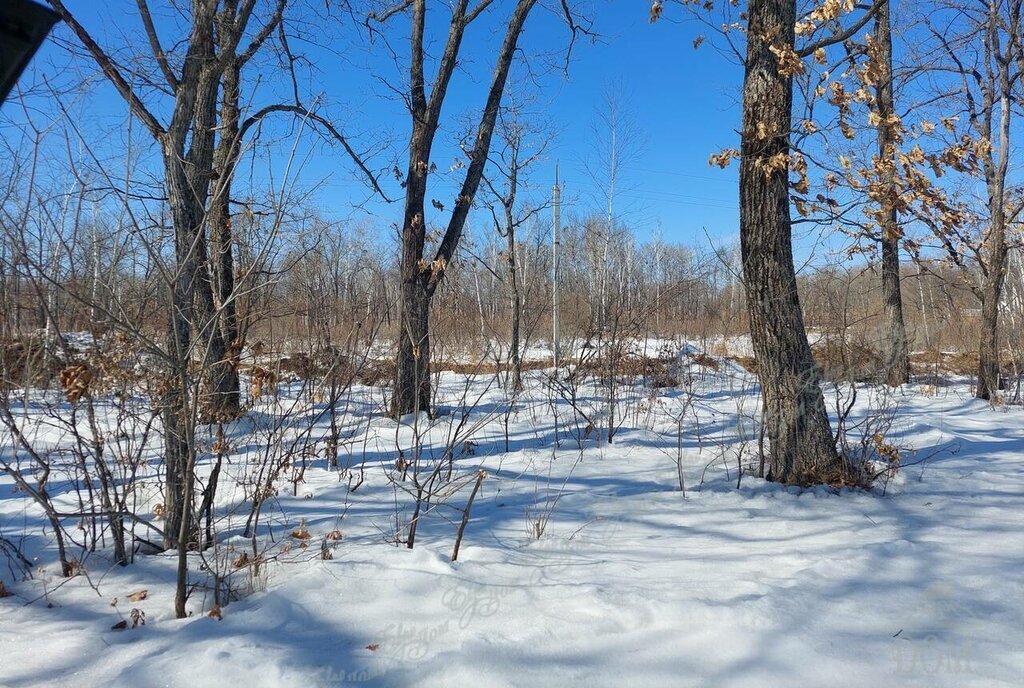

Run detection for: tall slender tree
[[372, 0, 541, 417], [201, 0, 289, 420], [481, 97, 553, 394], [919, 0, 1023, 401], [47, 0, 294, 617], [872, 0, 911, 386]]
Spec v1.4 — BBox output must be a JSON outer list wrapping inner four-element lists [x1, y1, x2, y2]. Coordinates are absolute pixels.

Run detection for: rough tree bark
[[975, 1, 1016, 401], [203, 0, 287, 421], [188, 38, 235, 429], [739, 0, 844, 483], [977, 258, 1007, 400], [204, 56, 242, 420], [506, 223, 524, 394], [977, 158, 1010, 401], [873, 0, 910, 387], [157, 1, 220, 555]]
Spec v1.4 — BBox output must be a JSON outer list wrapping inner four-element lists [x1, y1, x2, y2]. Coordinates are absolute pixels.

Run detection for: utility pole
[[552, 162, 561, 370]]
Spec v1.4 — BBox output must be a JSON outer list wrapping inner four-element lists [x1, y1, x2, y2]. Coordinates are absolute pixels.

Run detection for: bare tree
[[46, 0, 294, 617], [368, 0, 546, 418], [204, 1, 392, 419], [653, 0, 884, 483], [920, 0, 1023, 400], [480, 95, 553, 394], [201, 0, 288, 420], [582, 83, 644, 329]]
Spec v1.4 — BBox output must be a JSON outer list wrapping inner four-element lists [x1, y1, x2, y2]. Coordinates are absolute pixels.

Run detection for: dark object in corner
[[0, 0, 59, 106]]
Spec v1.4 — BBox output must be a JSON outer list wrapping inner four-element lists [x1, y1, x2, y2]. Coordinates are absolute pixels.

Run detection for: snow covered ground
[[1, 351, 1023, 687]]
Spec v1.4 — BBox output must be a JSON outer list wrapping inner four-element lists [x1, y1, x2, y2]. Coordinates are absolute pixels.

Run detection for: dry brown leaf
[[59, 364, 92, 403], [130, 608, 146, 628]]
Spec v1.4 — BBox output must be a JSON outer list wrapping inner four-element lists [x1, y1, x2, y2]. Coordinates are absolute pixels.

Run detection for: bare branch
[[135, 0, 179, 90], [46, 0, 166, 140], [239, 104, 392, 202]]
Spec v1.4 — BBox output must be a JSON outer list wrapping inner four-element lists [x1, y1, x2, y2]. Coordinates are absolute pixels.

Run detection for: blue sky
[[11, 2, 752, 253], [9, 1, 1010, 271]]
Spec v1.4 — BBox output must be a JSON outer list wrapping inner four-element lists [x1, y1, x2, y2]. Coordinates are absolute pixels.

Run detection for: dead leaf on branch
[[59, 364, 92, 404]]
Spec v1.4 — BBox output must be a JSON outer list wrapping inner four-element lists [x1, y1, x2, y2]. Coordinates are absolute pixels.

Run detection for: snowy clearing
[[2, 353, 1022, 688]]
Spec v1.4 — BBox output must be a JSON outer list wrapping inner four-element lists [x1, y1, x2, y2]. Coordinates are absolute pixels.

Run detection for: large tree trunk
[[975, 5, 1014, 402], [507, 226, 523, 394], [393, 277, 432, 418], [393, 128, 433, 418], [161, 147, 203, 551], [740, 0, 843, 484], [188, 67, 235, 424], [881, 232, 909, 385], [874, 0, 910, 387], [205, 60, 242, 419], [160, 2, 219, 549], [977, 239, 1007, 400]]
